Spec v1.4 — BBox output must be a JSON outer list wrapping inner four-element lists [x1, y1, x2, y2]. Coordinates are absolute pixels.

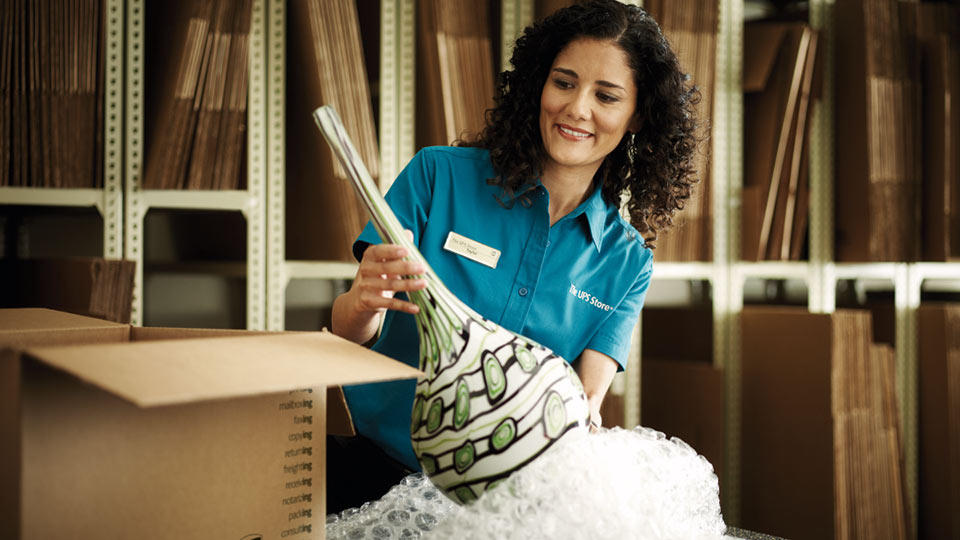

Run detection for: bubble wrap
[[326, 426, 730, 540]]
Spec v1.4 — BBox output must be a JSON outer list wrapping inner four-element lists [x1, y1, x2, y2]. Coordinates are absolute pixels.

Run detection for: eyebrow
[[552, 67, 626, 91]]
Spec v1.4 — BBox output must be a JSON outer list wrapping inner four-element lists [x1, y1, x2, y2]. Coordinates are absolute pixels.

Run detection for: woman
[[327, 0, 700, 512]]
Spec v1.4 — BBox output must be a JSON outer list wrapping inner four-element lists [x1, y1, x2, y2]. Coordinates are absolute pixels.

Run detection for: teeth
[[559, 126, 590, 139]]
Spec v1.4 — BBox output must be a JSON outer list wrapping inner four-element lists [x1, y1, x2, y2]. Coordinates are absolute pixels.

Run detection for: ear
[[628, 116, 643, 134]]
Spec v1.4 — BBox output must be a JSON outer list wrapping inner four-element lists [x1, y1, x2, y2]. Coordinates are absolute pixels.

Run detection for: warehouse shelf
[[139, 190, 259, 213], [0, 187, 111, 212], [283, 261, 359, 284], [735, 261, 811, 280], [125, 0, 268, 329], [651, 262, 717, 281], [0, 0, 125, 260]]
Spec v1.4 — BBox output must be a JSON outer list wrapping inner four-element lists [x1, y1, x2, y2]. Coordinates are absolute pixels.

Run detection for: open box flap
[[26, 332, 422, 408], [0, 308, 130, 348], [0, 308, 126, 333]]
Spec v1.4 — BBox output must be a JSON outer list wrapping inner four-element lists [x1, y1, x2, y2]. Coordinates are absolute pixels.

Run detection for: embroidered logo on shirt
[[569, 283, 613, 312]]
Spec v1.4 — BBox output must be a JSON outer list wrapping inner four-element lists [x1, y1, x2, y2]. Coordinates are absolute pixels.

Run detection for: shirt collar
[[559, 183, 606, 253], [497, 179, 607, 253]]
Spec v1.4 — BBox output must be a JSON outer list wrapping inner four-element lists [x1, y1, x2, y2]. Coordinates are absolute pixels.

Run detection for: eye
[[597, 92, 620, 104], [552, 77, 574, 89]]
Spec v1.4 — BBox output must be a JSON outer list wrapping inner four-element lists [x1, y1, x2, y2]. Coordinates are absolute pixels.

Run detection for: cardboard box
[[1, 308, 421, 539]]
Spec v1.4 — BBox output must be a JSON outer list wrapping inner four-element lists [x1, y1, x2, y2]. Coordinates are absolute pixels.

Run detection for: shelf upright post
[[500, 0, 534, 73], [124, 0, 146, 326], [245, 0, 268, 330], [808, 0, 836, 315], [266, 0, 286, 331], [102, 0, 124, 259], [619, 0, 645, 437], [896, 263, 922, 536], [380, 0, 417, 193], [713, 0, 744, 525]]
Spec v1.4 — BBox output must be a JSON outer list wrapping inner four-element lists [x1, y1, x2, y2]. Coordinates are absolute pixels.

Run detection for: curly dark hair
[[462, 0, 702, 247]]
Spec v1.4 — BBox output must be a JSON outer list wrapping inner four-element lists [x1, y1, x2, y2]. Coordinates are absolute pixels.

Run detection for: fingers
[[356, 289, 422, 315], [354, 233, 427, 315]]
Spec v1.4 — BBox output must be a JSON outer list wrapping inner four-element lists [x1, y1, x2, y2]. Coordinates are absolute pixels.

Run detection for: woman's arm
[[575, 349, 619, 431]]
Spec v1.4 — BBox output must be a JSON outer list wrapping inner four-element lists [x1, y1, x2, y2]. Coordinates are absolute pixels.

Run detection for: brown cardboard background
[[918, 304, 955, 539], [641, 359, 724, 485], [740, 307, 834, 540]]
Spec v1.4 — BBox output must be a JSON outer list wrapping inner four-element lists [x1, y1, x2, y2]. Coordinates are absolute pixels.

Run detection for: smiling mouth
[[557, 124, 592, 140]]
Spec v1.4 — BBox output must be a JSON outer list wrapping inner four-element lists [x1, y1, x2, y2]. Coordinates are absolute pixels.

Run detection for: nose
[[566, 89, 591, 121]]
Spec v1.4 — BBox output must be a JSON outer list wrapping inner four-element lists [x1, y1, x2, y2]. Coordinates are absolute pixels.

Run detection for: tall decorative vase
[[314, 106, 590, 504]]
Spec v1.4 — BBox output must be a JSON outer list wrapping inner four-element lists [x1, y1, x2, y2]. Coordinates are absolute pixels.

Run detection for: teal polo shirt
[[344, 146, 653, 471]]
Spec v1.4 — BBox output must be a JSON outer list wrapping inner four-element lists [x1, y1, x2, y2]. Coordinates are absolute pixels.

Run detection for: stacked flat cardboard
[[834, 0, 921, 261], [286, 0, 379, 262], [901, 3, 960, 262], [742, 22, 820, 261], [639, 307, 724, 484], [416, 0, 496, 148], [741, 307, 908, 540], [0, 0, 104, 188], [918, 303, 960, 540], [643, 0, 718, 261], [831, 311, 908, 540], [142, 0, 251, 190], [0, 257, 135, 323], [0, 308, 421, 539]]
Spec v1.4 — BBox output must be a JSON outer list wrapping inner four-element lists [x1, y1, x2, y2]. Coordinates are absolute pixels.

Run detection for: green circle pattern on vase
[[543, 391, 567, 439], [482, 353, 506, 402], [515, 345, 537, 372], [411, 395, 425, 432], [490, 417, 517, 452], [454, 378, 470, 429], [454, 441, 476, 474], [426, 398, 443, 433], [454, 486, 478, 504]]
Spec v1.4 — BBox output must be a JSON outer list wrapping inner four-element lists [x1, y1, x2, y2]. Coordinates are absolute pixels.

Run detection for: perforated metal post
[[124, 0, 145, 325], [102, 0, 123, 259], [246, 0, 268, 330], [380, 0, 417, 190], [808, 0, 836, 315], [500, 0, 534, 73], [714, 0, 744, 524], [266, 0, 286, 331]]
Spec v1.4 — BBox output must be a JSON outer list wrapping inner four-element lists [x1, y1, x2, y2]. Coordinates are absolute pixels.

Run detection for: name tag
[[443, 231, 500, 269]]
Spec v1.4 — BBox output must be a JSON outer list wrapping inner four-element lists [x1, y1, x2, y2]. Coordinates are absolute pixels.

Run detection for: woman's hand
[[331, 231, 427, 344]]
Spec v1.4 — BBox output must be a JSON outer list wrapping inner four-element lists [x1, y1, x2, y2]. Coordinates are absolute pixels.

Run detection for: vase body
[[408, 275, 590, 503]]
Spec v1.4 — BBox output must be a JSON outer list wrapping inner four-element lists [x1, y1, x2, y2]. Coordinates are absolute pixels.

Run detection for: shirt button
[[518, 287, 528, 297]]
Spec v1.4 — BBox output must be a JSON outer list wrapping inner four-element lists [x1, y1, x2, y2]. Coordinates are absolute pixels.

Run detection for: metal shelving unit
[[0, 0, 124, 260], [124, 0, 268, 329]]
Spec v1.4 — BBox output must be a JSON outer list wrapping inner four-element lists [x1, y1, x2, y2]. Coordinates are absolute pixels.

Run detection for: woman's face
[[539, 38, 637, 181]]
